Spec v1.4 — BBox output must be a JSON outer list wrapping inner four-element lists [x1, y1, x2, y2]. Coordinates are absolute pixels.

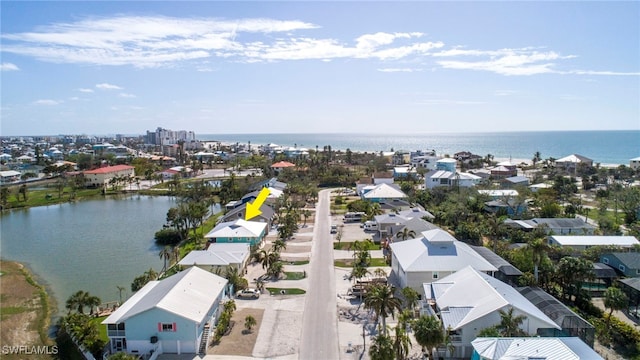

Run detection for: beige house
[[83, 165, 135, 188]]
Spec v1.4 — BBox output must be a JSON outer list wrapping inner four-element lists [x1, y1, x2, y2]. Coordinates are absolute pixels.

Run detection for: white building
[[425, 170, 481, 189], [630, 156, 640, 170], [422, 266, 560, 358], [83, 165, 135, 188], [471, 337, 602, 360], [390, 229, 497, 291], [178, 243, 250, 273], [548, 235, 640, 251]]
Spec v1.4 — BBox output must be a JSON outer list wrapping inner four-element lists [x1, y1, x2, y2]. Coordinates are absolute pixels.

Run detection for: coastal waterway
[[0, 195, 214, 316]]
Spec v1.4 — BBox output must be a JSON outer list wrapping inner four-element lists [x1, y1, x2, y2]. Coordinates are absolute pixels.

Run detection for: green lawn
[[266, 287, 306, 295], [283, 272, 306, 280], [89, 315, 109, 344], [334, 258, 388, 267], [333, 241, 380, 251]]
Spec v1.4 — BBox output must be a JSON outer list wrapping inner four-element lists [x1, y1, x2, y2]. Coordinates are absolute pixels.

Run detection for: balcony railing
[[107, 330, 126, 337]]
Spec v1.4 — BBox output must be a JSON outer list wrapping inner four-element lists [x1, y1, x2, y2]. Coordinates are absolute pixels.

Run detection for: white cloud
[[119, 93, 136, 98], [1, 62, 20, 71], [69, 96, 80, 101], [34, 99, 60, 105], [78, 88, 94, 93], [1, 15, 635, 77], [96, 83, 122, 90]]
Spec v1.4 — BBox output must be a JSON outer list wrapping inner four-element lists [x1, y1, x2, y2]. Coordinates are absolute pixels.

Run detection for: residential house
[[436, 158, 457, 172], [548, 235, 640, 252], [270, 160, 295, 174], [240, 187, 283, 206], [501, 175, 529, 188], [360, 183, 407, 203], [375, 209, 436, 239], [390, 229, 497, 291], [371, 172, 394, 185], [483, 199, 527, 217], [178, 243, 250, 274], [204, 219, 267, 246], [83, 165, 135, 188], [410, 154, 439, 170], [160, 166, 192, 180], [528, 182, 552, 193], [393, 166, 418, 180], [421, 267, 560, 359], [471, 337, 602, 360], [0, 170, 21, 184], [555, 154, 593, 173], [630, 156, 640, 170], [470, 245, 523, 286], [504, 218, 596, 235], [601, 252, 640, 278], [102, 267, 228, 356], [221, 202, 275, 228], [617, 278, 640, 314], [517, 286, 596, 346], [425, 170, 481, 189]]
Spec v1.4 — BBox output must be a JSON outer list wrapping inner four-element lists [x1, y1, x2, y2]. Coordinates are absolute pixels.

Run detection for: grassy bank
[[0, 260, 54, 360]]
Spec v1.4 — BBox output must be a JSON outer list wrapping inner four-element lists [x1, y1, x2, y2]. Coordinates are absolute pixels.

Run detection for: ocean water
[[199, 130, 639, 165]]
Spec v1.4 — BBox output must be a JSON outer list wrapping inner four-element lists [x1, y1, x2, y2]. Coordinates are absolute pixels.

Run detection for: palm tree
[[301, 209, 311, 227], [223, 299, 237, 314], [350, 264, 370, 286], [363, 284, 402, 336], [116, 286, 126, 304], [497, 307, 527, 337], [395, 228, 416, 241], [85, 293, 101, 315], [267, 261, 284, 280], [532, 151, 542, 168], [244, 315, 257, 333], [272, 239, 287, 253], [159, 246, 172, 272], [413, 314, 444, 360], [369, 331, 394, 360], [528, 238, 548, 284], [393, 321, 412, 360], [604, 286, 628, 330], [401, 287, 419, 316]]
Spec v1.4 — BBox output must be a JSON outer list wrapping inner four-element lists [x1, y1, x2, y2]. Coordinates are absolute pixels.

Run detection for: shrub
[[154, 228, 182, 245]]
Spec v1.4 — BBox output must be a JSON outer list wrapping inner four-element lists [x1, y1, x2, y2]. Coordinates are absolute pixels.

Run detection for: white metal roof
[[390, 230, 498, 273], [362, 183, 407, 199], [424, 266, 559, 330], [205, 219, 267, 239], [178, 243, 249, 267], [102, 267, 227, 324], [549, 235, 639, 247], [471, 337, 603, 360], [478, 190, 519, 197], [555, 154, 592, 163]]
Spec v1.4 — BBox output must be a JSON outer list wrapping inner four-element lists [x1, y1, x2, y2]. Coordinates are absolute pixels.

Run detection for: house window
[[619, 264, 626, 272], [160, 323, 176, 332], [433, 272, 439, 279]]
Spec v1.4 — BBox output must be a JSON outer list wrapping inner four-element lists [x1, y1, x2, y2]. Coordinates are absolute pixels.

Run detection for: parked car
[[236, 288, 260, 299], [331, 225, 338, 234]]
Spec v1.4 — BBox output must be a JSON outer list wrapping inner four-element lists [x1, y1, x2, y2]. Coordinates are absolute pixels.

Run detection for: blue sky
[[1, 1, 639, 136]]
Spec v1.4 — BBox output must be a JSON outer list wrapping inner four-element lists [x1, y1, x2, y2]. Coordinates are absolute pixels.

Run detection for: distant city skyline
[[1, 1, 638, 136]]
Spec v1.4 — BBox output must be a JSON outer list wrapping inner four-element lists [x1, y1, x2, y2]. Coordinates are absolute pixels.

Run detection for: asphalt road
[[299, 189, 339, 360]]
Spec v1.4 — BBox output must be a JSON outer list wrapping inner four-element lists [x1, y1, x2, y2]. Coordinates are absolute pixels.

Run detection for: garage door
[[162, 340, 178, 353]]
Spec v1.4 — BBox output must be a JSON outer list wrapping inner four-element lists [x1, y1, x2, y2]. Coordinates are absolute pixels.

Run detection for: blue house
[[204, 219, 267, 246], [601, 252, 640, 278], [102, 267, 228, 356]]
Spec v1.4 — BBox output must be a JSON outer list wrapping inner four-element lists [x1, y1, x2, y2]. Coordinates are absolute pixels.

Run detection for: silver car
[[236, 288, 260, 299]]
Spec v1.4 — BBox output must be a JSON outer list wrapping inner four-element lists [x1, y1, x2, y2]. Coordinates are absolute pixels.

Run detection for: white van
[[363, 221, 378, 231]]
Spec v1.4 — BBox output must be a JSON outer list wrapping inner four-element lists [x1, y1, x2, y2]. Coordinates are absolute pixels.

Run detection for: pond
[[0, 195, 218, 315]]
